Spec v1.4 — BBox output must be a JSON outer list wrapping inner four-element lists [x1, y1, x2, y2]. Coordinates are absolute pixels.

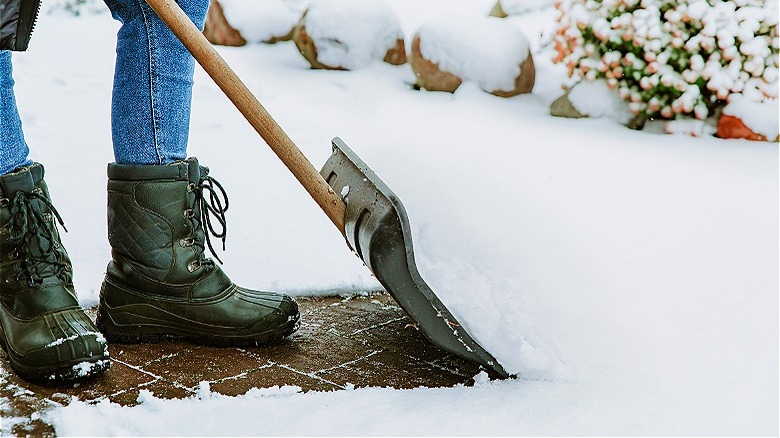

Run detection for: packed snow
[[298, 1, 404, 70], [417, 16, 530, 92], [2, 0, 777, 435], [218, 0, 298, 43]]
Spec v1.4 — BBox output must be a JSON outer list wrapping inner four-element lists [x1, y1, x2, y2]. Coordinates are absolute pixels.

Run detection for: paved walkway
[[1, 293, 481, 436]]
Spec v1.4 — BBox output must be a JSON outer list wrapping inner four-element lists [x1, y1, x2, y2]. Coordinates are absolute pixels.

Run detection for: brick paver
[[0, 293, 481, 436]]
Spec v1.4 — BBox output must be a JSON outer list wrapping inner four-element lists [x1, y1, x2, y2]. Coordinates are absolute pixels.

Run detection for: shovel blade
[[320, 138, 509, 379]]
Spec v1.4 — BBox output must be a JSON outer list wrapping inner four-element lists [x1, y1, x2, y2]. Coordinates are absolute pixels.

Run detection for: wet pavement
[[0, 293, 481, 436]]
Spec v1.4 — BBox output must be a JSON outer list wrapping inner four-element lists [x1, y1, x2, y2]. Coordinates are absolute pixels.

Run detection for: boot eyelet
[[187, 260, 201, 272], [32, 188, 43, 195], [9, 250, 19, 261], [184, 209, 195, 219], [0, 226, 7, 236], [179, 238, 195, 247], [43, 213, 52, 222], [0, 198, 8, 208], [187, 183, 196, 193]]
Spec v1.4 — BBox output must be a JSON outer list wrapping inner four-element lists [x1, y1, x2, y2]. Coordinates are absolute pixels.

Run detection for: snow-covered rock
[[410, 17, 534, 96], [292, 1, 406, 70], [489, 0, 554, 18], [551, 79, 631, 123], [718, 98, 780, 141], [203, 0, 299, 46]]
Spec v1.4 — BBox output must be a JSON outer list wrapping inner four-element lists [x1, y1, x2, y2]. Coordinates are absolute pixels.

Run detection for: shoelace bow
[[192, 174, 229, 265], [5, 190, 70, 285]]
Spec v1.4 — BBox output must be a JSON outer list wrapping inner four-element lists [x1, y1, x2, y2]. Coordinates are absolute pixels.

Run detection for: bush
[[553, 0, 779, 121]]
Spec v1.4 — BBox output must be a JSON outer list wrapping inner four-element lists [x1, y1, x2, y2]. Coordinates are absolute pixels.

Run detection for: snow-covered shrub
[[293, 1, 406, 70], [553, 0, 779, 121]]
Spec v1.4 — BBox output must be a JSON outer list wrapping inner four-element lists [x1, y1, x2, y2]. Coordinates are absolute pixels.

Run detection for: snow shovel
[[146, 0, 510, 379]]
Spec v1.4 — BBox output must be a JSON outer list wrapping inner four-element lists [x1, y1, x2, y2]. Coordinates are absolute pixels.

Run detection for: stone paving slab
[[0, 293, 481, 436]]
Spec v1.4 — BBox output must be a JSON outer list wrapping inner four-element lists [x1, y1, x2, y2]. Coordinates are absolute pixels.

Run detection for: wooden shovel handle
[[145, 0, 346, 233]]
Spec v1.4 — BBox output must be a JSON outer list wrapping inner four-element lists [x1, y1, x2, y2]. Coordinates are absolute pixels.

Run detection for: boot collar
[[0, 163, 45, 200], [107, 158, 201, 183]]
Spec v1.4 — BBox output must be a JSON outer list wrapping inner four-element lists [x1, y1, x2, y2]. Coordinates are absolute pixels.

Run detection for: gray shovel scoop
[[147, 0, 510, 379]]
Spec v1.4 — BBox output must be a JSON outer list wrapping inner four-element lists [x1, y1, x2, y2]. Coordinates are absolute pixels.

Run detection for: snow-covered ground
[[5, 0, 778, 435]]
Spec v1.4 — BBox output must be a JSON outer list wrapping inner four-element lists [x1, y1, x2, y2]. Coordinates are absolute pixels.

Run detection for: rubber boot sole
[[96, 306, 301, 347]]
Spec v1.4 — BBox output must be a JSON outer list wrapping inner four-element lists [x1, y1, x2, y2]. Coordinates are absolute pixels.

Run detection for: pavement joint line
[[313, 350, 383, 375], [111, 358, 193, 394], [348, 316, 407, 336], [272, 362, 344, 390], [413, 356, 471, 378], [204, 363, 273, 386]]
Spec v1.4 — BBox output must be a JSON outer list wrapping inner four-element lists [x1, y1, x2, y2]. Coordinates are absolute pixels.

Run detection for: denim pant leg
[[0, 51, 33, 175], [104, 0, 209, 165]]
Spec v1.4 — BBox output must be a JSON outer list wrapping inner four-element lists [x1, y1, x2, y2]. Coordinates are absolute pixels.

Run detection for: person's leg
[[0, 50, 33, 175], [98, 0, 300, 345], [104, 0, 209, 164], [0, 54, 109, 382]]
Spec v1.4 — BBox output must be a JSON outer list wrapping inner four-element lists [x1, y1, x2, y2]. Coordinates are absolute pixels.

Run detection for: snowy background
[[5, 0, 778, 435]]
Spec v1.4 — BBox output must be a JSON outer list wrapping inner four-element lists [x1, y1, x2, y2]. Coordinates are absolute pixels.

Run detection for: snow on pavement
[[8, 0, 778, 435]]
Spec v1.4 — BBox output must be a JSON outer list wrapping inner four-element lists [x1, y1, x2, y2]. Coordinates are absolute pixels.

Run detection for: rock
[[550, 88, 588, 118], [410, 17, 534, 97], [203, 0, 247, 47], [489, 0, 554, 17], [717, 114, 768, 141], [292, 2, 406, 71], [490, 56, 535, 97], [409, 34, 463, 93], [489, 1, 509, 18], [203, 0, 297, 46]]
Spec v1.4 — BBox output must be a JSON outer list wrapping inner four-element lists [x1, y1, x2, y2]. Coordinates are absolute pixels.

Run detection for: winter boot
[[97, 158, 300, 345], [0, 164, 109, 381]]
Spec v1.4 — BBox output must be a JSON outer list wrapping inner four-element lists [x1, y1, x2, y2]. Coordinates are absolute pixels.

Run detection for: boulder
[[203, 0, 246, 47], [550, 88, 588, 118], [203, 0, 297, 46], [292, 3, 406, 71], [717, 114, 768, 141], [409, 34, 462, 93], [410, 17, 534, 97]]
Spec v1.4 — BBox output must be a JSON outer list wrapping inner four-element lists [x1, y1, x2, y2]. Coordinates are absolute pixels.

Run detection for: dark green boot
[[0, 164, 109, 381], [97, 158, 300, 345]]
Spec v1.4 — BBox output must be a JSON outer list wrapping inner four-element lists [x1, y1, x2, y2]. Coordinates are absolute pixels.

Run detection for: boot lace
[[188, 173, 229, 267], [3, 190, 70, 285]]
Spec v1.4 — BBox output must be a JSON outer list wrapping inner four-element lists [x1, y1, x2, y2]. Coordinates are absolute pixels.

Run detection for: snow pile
[[299, 1, 404, 70], [664, 119, 717, 137], [416, 17, 530, 92], [218, 0, 298, 44], [568, 79, 631, 123], [722, 97, 780, 139]]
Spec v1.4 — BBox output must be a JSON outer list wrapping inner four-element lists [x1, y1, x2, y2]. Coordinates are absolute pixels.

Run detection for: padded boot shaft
[[100, 158, 299, 344], [0, 164, 109, 381]]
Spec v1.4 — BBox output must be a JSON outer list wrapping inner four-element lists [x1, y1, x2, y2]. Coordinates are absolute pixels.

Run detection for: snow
[[568, 79, 631, 123], [723, 97, 780, 139], [7, 0, 778, 435], [664, 119, 717, 137], [299, 1, 404, 70], [499, 0, 554, 15], [44, 331, 105, 348], [218, 0, 298, 43], [417, 16, 530, 92]]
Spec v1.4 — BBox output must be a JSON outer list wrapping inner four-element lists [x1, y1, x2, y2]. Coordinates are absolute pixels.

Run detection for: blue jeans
[[0, 0, 209, 175]]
